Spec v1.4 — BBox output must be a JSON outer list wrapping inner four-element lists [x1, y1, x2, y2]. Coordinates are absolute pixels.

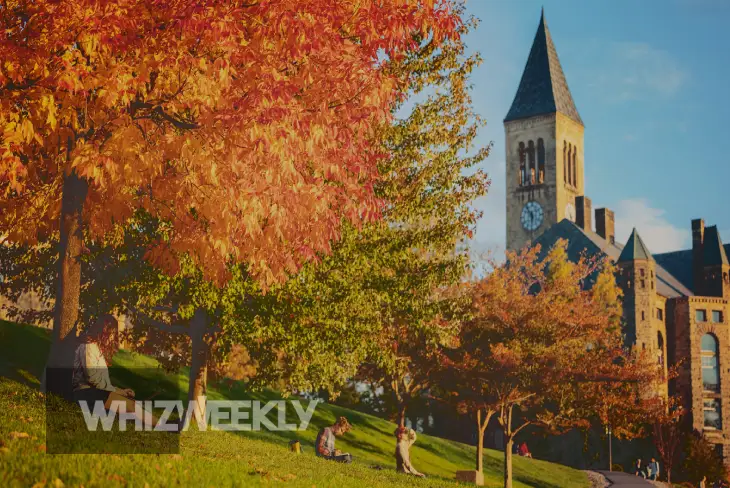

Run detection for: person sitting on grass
[[315, 416, 353, 463], [72, 315, 159, 430], [518, 442, 532, 458], [394, 426, 425, 477]]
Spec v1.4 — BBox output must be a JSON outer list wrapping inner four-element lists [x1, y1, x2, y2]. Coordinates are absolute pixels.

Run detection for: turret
[[617, 228, 656, 349]]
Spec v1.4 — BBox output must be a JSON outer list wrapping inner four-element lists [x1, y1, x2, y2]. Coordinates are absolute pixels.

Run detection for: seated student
[[315, 417, 353, 463], [394, 427, 425, 477], [72, 315, 159, 429], [518, 442, 532, 458]]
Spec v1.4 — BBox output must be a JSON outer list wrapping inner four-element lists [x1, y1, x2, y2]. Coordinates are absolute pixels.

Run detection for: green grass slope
[[0, 320, 588, 488]]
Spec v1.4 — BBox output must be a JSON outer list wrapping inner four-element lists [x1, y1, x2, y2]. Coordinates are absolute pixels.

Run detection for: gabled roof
[[617, 228, 654, 263], [504, 10, 583, 125], [703, 225, 729, 266], [532, 219, 693, 298]]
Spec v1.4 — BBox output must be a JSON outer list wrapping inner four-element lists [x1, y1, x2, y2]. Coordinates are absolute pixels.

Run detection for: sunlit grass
[[0, 320, 589, 487]]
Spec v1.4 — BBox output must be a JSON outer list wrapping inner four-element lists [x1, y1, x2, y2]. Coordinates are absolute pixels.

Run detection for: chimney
[[692, 218, 705, 294], [595, 208, 615, 245], [575, 196, 592, 231]]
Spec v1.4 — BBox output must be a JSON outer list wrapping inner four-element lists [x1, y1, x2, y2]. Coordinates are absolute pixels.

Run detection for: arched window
[[537, 138, 545, 184], [518, 142, 526, 186], [567, 143, 572, 185], [702, 334, 720, 393], [527, 140, 535, 184], [563, 141, 567, 183], [657, 331, 665, 367], [572, 146, 577, 187]]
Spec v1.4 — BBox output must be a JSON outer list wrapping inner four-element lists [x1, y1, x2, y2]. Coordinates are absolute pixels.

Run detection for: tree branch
[[126, 305, 189, 335]]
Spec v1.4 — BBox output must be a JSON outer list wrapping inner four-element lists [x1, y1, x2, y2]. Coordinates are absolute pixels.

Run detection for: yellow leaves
[[209, 161, 219, 186], [2, 121, 19, 143], [1, 118, 35, 144], [41, 95, 57, 130], [78, 33, 100, 60]]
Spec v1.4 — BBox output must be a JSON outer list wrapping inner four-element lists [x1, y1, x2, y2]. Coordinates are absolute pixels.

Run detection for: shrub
[[683, 432, 727, 484]]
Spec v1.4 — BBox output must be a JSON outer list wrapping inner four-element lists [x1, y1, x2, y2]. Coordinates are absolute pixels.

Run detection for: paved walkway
[[596, 471, 655, 486]]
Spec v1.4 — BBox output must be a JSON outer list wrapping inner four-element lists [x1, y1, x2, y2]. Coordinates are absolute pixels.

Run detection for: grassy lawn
[[0, 320, 589, 488]]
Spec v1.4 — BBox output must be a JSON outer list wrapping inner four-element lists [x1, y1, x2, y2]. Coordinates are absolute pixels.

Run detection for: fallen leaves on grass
[[9, 431, 30, 439], [107, 474, 126, 484]]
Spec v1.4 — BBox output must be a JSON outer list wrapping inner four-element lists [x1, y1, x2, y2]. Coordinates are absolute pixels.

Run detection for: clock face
[[565, 203, 576, 222], [521, 201, 544, 232]]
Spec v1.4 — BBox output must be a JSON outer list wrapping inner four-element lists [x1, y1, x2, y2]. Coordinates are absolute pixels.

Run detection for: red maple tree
[[0, 0, 460, 345]]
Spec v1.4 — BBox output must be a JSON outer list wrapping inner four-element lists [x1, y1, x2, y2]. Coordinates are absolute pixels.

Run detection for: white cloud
[[469, 179, 692, 262], [575, 41, 687, 102], [614, 42, 686, 97], [612, 198, 689, 253]]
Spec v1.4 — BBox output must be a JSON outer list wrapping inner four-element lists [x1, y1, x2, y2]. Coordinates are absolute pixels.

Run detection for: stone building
[[506, 12, 730, 461]]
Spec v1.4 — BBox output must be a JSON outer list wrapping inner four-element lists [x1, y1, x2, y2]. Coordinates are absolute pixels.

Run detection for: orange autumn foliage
[[0, 0, 460, 285]]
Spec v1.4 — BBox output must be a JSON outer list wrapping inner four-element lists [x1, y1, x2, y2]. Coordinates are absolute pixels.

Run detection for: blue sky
[[465, 0, 730, 257]]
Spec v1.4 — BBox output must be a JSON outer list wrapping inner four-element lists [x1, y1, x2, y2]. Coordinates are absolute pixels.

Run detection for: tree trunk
[[398, 403, 407, 428], [44, 170, 89, 397], [54, 170, 89, 340], [185, 308, 209, 428], [504, 436, 514, 488], [476, 409, 491, 473], [666, 469, 671, 484], [476, 425, 484, 472]]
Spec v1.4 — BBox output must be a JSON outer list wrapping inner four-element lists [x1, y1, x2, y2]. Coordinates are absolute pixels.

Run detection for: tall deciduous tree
[[650, 396, 685, 483], [277, 9, 488, 419], [447, 242, 658, 488], [0, 0, 460, 347]]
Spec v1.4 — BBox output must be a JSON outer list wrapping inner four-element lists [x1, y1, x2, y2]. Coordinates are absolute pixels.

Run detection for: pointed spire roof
[[703, 225, 729, 266], [504, 10, 583, 125], [618, 228, 654, 263]]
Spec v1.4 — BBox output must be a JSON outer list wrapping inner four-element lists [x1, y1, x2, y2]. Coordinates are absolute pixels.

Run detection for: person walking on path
[[646, 458, 659, 481], [633, 458, 645, 478]]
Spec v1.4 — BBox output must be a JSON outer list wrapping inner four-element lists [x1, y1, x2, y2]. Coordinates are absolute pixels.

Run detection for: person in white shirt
[[395, 426, 425, 477], [72, 315, 158, 429]]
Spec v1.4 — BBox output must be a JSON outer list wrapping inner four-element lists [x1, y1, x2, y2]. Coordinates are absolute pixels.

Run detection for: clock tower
[[505, 10, 585, 251]]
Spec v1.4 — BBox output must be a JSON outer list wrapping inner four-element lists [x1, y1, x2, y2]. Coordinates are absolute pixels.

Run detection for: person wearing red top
[[518, 442, 532, 458]]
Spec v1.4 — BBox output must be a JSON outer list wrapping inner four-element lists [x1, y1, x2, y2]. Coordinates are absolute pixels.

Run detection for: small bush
[[611, 464, 624, 472], [683, 432, 727, 484]]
